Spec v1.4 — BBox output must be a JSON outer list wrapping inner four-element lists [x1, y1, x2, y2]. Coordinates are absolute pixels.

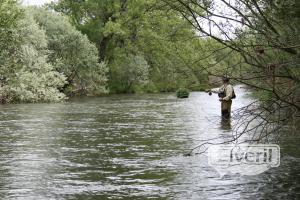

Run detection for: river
[[0, 86, 299, 199]]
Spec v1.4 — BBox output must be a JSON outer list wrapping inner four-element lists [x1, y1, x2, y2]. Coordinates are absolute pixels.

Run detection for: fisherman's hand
[[219, 98, 224, 101]]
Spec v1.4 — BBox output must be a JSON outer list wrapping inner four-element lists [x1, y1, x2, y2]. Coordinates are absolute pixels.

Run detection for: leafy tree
[[0, 0, 23, 94], [109, 54, 149, 93], [1, 10, 66, 103], [0, 2, 109, 103], [0, 0, 22, 49], [30, 7, 108, 96], [53, 0, 210, 93]]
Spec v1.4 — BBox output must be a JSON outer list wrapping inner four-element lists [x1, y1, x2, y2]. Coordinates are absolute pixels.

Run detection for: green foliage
[[176, 88, 190, 98], [109, 53, 149, 93], [0, 0, 22, 47], [236, 0, 300, 108], [0, 0, 23, 79], [251, 89, 275, 103], [53, 0, 209, 93], [0, 2, 109, 103], [30, 7, 108, 96], [164, 0, 300, 123], [1, 10, 66, 103]]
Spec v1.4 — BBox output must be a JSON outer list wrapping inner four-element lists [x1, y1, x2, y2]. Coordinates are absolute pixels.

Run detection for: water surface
[[0, 86, 299, 199]]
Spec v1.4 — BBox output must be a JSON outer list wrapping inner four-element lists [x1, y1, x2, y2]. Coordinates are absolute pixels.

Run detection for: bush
[[176, 88, 190, 98], [0, 7, 67, 103], [30, 7, 108, 96]]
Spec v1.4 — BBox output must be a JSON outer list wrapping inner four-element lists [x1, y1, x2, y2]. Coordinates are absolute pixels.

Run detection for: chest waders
[[221, 100, 232, 119], [218, 86, 232, 119]]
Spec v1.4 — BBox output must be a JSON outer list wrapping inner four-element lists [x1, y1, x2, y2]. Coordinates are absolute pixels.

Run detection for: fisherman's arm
[[207, 87, 221, 93]]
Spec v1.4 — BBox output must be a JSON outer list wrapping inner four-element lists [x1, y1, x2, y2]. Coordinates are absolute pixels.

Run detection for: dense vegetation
[[0, 0, 109, 103], [52, 0, 210, 93], [0, 0, 212, 103], [0, 1, 66, 103], [30, 7, 108, 96]]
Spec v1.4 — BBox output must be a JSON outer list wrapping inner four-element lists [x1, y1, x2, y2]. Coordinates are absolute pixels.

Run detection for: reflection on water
[[0, 86, 299, 199]]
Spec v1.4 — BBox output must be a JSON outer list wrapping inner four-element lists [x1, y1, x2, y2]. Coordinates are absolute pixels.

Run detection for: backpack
[[231, 89, 236, 99]]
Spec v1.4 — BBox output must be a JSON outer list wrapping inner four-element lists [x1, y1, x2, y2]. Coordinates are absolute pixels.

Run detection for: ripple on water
[[0, 89, 299, 199]]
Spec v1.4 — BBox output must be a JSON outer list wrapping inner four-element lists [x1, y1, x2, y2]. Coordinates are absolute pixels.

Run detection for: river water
[[0, 86, 299, 199]]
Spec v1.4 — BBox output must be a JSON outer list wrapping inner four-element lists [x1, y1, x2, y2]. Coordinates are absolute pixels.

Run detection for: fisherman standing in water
[[206, 77, 235, 119]]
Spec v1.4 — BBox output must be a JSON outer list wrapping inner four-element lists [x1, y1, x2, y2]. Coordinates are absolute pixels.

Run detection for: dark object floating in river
[[176, 88, 190, 98], [183, 152, 192, 157]]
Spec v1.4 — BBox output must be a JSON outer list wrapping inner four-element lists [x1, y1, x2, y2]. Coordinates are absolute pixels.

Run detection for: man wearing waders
[[206, 77, 235, 119]]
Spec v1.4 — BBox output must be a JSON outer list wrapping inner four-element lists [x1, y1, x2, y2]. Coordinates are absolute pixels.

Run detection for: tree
[[0, 9, 66, 103], [30, 7, 108, 96], [0, 0, 22, 50], [0, 0, 23, 98], [109, 54, 149, 93], [52, 0, 121, 61], [53, 0, 210, 93]]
